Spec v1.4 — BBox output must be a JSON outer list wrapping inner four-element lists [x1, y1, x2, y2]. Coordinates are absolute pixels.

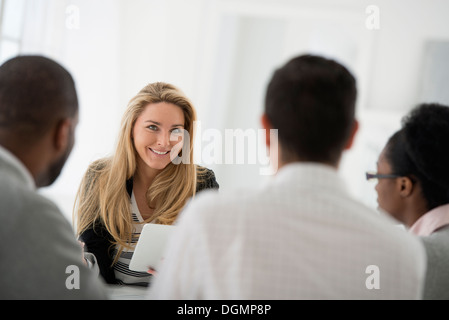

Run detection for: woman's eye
[[171, 128, 182, 134], [147, 125, 158, 131]]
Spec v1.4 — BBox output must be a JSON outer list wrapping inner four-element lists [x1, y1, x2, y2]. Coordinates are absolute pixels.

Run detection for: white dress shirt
[[148, 163, 426, 299]]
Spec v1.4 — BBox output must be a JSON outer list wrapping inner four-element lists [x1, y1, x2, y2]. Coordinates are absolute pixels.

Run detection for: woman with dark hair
[[369, 103, 449, 299]]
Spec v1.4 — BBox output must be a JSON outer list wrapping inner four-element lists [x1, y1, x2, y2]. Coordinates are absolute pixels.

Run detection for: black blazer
[[79, 166, 219, 284]]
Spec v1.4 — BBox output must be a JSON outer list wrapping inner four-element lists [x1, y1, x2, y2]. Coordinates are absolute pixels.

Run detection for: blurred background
[[1, 0, 448, 223]]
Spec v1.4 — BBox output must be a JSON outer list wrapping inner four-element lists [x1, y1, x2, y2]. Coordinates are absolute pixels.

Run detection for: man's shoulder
[[0, 169, 68, 231], [0, 168, 41, 211]]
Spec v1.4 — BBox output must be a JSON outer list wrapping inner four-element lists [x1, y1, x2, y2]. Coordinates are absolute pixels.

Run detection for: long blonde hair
[[74, 82, 197, 263]]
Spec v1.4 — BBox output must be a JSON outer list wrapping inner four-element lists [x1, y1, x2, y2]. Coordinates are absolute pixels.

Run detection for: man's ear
[[344, 119, 359, 150], [53, 118, 71, 152], [261, 113, 273, 147]]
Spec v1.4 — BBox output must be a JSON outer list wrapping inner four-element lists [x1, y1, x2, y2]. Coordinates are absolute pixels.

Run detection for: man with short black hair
[[0, 55, 106, 299], [264, 54, 357, 165], [148, 54, 426, 299]]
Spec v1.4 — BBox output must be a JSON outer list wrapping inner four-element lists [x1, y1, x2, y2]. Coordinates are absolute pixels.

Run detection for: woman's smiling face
[[132, 102, 185, 171]]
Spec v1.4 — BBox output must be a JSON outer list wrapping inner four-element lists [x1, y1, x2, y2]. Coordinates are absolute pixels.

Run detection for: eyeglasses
[[365, 171, 402, 181]]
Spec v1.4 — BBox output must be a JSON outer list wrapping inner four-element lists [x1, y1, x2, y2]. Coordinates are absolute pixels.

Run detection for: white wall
[[20, 0, 122, 221], [10, 0, 449, 221]]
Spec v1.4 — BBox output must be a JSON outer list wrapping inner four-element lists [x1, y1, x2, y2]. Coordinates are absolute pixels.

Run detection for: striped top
[[113, 192, 153, 287]]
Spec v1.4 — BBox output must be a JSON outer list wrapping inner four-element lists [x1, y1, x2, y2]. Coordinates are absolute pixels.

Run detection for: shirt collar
[[409, 204, 449, 236], [274, 162, 347, 194], [0, 144, 36, 190]]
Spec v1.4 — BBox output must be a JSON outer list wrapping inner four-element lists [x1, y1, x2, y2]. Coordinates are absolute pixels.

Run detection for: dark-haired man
[[0, 55, 106, 299], [148, 54, 426, 299]]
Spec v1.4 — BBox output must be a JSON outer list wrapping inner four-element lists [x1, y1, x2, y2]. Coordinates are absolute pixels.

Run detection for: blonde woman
[[74, 82, 218, 286]]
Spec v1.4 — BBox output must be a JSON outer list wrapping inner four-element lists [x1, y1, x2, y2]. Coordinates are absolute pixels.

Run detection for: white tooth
[[152, 149, 168, 155]]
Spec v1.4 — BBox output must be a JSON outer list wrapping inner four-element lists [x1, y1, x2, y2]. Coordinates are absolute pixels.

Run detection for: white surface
[[106, 285, 148, 300], [129, 224, 175, 272]]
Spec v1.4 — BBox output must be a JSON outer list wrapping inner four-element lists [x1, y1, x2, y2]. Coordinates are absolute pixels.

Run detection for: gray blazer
[[421, 225, 449, 300], [0, 146, 107, 299]]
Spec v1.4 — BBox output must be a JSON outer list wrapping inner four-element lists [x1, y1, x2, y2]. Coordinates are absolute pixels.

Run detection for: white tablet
[[128, 223, 175, 272]]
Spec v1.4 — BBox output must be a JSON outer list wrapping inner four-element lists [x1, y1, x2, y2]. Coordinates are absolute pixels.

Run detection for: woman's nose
[[157, 132, 171, 147], [374, 181, 380, 192]]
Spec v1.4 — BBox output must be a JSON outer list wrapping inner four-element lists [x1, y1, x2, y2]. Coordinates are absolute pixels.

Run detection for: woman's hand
[[147, 267, 157, 276], [147, 258, 163, 275]]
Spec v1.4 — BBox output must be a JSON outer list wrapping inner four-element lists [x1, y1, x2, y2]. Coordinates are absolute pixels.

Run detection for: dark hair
[[384, 103, 449, 210], [0, 55, 78, 141], [264, 54, 357, 164]]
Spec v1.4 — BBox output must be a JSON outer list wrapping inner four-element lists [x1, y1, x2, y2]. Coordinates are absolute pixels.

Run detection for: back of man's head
[[0, 55, 78, 143], [265, 54, 357, 165]]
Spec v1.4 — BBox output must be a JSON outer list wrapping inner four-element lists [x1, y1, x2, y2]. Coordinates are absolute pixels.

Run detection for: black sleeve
[[79, 223, 118, 284], [196, 167, 219, 193]]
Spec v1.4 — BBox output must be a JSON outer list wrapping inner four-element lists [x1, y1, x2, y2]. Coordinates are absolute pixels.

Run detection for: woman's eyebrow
[[145, 120, 184, 127], [145, 120, 160, 125]]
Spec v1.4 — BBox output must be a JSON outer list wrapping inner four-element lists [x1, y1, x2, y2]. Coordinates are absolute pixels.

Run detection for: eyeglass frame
[[365, 171, 402, 181]]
